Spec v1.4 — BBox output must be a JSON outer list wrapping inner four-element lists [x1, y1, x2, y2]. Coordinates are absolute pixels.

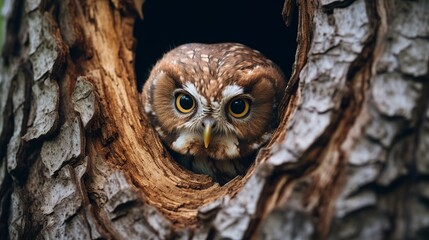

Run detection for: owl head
[[142, 43, 285, 181]]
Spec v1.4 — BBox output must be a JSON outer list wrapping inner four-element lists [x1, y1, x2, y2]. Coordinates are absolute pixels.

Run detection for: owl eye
[[228, 98, 251, 118], [175, 93, 195, 113]]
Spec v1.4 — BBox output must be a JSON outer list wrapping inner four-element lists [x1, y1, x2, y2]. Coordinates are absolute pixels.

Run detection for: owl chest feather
[[174, 147, 251, 185], [170, 131, 241, 160]]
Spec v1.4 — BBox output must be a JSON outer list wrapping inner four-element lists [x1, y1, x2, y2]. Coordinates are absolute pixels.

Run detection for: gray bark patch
[[72, 76, 99, 130], [40, 117, 83, 176], [23, 77, 59, 141]]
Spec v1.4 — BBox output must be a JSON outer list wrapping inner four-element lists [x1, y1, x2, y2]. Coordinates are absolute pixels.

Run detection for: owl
[[142, 43, 285, 184]]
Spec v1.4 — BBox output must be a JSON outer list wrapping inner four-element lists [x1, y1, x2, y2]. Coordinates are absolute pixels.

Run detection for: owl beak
[[203, 122, 213, 149]]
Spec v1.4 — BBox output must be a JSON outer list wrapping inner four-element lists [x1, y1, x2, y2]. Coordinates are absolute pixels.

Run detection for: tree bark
[[0, 0, 428, 239]]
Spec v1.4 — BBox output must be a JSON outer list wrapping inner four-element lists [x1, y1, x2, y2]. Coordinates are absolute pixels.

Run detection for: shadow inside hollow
[[134, 0, 298, 91]]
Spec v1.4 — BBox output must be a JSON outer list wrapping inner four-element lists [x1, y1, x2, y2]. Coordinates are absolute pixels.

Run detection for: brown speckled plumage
[[142, 43, 285, 184]]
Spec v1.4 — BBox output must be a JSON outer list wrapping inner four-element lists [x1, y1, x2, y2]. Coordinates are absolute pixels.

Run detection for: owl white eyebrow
[[183, 82, 208, 106], [222, 85, 244, 100]]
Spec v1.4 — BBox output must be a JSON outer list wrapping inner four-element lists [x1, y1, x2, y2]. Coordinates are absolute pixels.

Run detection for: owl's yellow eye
[[228, 98, 250, 118], [175, 93, 195, 113]]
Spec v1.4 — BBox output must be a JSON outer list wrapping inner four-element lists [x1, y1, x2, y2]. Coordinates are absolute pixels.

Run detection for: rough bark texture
[[0, 0, 428, 239]]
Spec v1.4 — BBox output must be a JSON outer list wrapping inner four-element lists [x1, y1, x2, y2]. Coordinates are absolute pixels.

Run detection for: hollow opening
[[135, 0, 298, 91], [133, 0, 297, 187]]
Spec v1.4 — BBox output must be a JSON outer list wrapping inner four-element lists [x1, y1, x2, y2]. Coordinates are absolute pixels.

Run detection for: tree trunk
[[1, 0, 428, 239]]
